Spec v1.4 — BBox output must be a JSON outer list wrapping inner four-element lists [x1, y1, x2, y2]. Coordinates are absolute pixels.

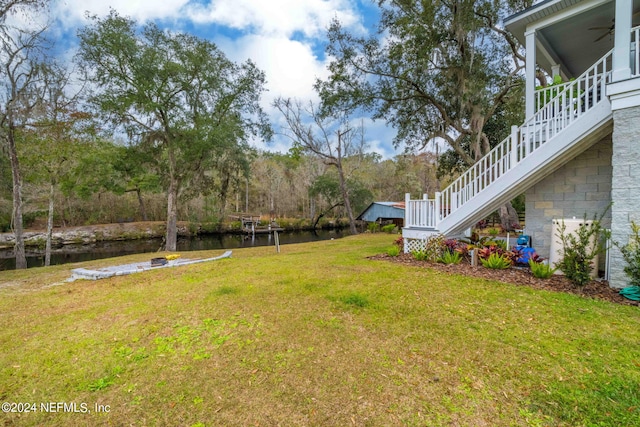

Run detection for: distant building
[[357, 202, 405, 228]]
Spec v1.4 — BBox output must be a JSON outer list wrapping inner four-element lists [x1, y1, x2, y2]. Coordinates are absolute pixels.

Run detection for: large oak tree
[[316, 0, 533, 229], [77, 11, 271, 250]]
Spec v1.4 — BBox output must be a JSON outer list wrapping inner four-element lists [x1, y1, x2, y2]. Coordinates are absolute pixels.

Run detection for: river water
[[0, 229, 347, 271]]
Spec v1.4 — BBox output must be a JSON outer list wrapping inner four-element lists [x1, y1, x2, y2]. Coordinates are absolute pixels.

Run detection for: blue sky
[[37, 0, 402, 159]]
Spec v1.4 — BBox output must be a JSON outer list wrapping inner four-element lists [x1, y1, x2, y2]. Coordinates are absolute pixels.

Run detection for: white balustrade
[[404, 26, 629, 229]]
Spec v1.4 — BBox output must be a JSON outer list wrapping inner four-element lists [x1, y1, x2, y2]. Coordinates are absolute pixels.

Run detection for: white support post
[[434, 192, 441, 226], [510, 125, 519, 168], [423, 194, 429, 227], [404, 193, 411, 227], [525, 29, 537, 119], [612, 0, 632, 82]]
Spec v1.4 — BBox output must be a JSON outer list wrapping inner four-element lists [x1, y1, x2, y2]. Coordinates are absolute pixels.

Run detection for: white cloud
[[356, 117, 397, 159], [216, 33, 333, 154], [52, 0, 191, 26], [51, 0, 364, 38], [220, 34, 330, 103], [185, 0, 361, 38], [43, 0, 399, 158]]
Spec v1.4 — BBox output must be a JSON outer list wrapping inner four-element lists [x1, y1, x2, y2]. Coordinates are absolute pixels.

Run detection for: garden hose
[[619, 286, 640, 301]]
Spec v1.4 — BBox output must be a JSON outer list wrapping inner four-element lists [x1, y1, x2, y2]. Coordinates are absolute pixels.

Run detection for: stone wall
[[524, 136, 612, 271], [609, 106, 640, 288]]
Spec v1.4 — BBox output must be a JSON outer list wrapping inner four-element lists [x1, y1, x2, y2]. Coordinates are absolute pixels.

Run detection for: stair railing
[[406, 47, 614, 230]]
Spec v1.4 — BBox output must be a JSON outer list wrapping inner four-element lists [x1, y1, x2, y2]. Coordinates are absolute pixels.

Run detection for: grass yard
[[1, 233, 639, 426]]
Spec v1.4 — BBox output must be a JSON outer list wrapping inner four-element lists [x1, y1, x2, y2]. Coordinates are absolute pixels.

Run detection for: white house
[[402, 0, 640, 288]]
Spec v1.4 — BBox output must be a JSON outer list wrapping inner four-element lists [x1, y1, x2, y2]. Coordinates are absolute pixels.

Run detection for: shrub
[[381, 224, 397, 234], [506, 246, 524, 265], [0, 213, 10, 232], [488, 227, 500, 236], [528, 259, 557, 279], [442, 238, 459, 253], [438, 251, 462, 265], [367, 222, 381, 233], [476, 244, 504, 260], [411, 249, 428, 261], [229, 221, 242, 231], [393, 236, 404, 249], [423, 234, 445, 262], [614, 221, 640, 287], [555, 213, 609, 286], [187, 222, 200, 235], [480, 252, 512, 269], [387, 245, 401, 257]]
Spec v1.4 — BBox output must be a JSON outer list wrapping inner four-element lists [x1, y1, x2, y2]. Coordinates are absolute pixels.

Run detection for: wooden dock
[[229, 215, 283, 235]]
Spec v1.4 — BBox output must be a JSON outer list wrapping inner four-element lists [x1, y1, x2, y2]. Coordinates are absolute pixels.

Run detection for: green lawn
[[1, 234, 639, 426]]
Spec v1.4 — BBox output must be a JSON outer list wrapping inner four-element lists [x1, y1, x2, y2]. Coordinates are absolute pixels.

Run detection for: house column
[[610, 106, 640, 288], [612, 0, 632, 82], [607, 0, 640, 288], [525, 29, 537, 119]]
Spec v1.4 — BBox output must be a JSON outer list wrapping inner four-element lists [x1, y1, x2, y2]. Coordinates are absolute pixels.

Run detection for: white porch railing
[[404, 193, 437, 228], [405, 44, 616, 230], [632, 26, 640, 76]]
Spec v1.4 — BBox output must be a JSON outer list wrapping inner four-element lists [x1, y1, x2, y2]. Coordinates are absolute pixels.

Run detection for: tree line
[[0, 141, 440, 229], [1, 0, 534, 268]]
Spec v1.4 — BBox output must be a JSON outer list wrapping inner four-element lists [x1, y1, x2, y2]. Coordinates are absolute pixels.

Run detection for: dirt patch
[[370, 253, 639, 307]]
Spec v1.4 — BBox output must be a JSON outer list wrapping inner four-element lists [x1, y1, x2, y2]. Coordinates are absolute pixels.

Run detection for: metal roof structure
[[357, 202, 405, 223]]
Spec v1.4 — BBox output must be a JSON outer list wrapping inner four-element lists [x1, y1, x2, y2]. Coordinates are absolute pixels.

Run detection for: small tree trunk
[[499, 201, 520, 232], [136, 188, 148, 221], [337, 166, 357, 235], [310, 197, 316, 221], [8, 130, 26, 269], [219, 175, 230, 219], [45, 182, 54, 266], [165, 177, 178, 251], [165, 143, 179, 251]]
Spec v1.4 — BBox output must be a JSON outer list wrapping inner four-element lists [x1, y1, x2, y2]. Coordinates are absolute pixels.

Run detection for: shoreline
[[0, 220, 343, 250]]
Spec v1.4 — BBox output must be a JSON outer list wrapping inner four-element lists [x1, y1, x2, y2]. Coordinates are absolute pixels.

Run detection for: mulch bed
[[370, 253, 639, 307]]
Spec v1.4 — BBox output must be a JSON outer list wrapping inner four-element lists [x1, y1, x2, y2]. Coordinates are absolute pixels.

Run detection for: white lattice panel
[[404, 238, 426, 254]]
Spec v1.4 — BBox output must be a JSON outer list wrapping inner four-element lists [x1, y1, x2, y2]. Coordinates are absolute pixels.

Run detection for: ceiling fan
[[589, 20, 615, 42], [589, 12, 640, 42]]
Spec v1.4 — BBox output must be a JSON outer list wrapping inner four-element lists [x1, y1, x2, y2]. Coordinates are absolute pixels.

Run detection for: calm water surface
[[0, 229, 347, 271]]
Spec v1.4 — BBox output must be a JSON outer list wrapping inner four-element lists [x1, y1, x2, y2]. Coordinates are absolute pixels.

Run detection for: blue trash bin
[[517, 235, 531, 247]]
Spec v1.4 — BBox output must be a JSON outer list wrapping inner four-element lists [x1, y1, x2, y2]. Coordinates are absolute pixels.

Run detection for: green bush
[[437, 251, 462, 265], [480, 252, 512, 269], [0, 213, 10, 232], [555, 213, 608, 286], [411, 249, 428, 261], [187, 222, 200, 235], [386, 245, 401, 257], [228, 221, 242, 231], [367, 222, 381, 233], [614, 221, 640, 287], [488, 227, 500, 236], [200, 221, 221, 233], [528, 259, 557, 279], [381, 224, 397, 234]]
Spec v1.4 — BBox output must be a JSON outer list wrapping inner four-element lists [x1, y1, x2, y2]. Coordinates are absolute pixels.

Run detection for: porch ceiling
[[505, 0, 640, 78]]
